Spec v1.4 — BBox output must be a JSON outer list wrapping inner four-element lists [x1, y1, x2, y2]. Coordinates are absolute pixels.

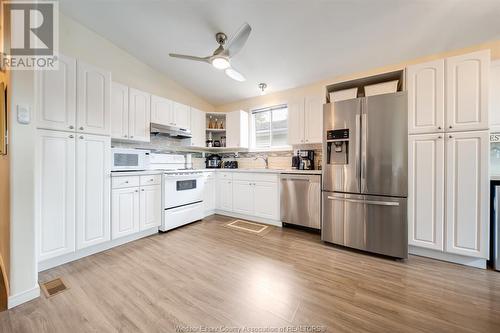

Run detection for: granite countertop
[[112, 168, 322, 176]]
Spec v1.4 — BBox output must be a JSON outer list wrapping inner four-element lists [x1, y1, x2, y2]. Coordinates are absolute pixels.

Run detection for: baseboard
[[215, 210, 282, 227], [8, 285, 40, 309], [39, 227, 159, 272], [409, 246, 487, 269]]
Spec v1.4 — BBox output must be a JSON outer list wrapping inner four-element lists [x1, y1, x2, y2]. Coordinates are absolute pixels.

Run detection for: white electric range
[[149, 154, 205, 231]]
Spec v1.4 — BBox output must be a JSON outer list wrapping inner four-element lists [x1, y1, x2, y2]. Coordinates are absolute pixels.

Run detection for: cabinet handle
[[79, 127, 84, 130], [79, 135, 84, 139], [449, 126, 452, 129], [141, 189, 145, 192], [449, 135, 453, 139], [438, 136, 442, 139], [123, 135, 127, 138], [69, 135, 74, 138], [130, 135, 134, 138], [149, 178, 154, 181], [125, 181, 129, 183], [69, 125, 74, 129], [438, 126, 441, 130], [135, 190, 139, 192]]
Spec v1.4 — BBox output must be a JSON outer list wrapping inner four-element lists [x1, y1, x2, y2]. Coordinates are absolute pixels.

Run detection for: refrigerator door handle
[[327, 196, 400, 207], [361, 110, 368, 193], [355, 113, 361, 185]]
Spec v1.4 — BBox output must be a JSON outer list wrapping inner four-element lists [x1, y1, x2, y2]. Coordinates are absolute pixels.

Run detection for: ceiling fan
[[169, 23, 251, 82]]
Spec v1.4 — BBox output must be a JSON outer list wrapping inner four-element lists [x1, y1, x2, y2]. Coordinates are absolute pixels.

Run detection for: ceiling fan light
[[225, 68, 246, 82], [211, 57, 230, 70]]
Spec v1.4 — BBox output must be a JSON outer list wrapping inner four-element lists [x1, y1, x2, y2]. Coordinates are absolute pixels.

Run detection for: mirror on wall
[[0, 82, 6, 155]]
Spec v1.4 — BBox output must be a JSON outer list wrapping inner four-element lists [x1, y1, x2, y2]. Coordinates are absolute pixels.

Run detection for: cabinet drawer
[[254, 173, 278, 183], [204, 172, 215, 179], [217, 172, 233, 180], [140, 174, 162, 186], [232, 172, 254, 181], [112, 176, 140, 189]]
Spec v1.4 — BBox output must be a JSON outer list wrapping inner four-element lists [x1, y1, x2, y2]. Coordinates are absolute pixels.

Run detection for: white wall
[[8, 69, 39, 306], [59, 13, 214, 112]]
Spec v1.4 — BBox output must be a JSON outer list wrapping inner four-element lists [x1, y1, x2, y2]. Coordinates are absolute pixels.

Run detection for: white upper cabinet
[[77, 61, 111, 136], [139, 185, 162, 231], [173, 102, 191, 130], [446, 50, 490, 132], [304, 95, 324, 143], [408, 134, 445, 251], [288, 98, 305, 145], [111, 187, 140, 239], [445, 130, 489, 258], [288, 95, 323, 145], [190, 107, 206, 147], [226, 110, 249, 148], [110, 82, 129, 140], [407, 59, 445, 134], [128, 88, 151, 142], [36, 54, 77, 132], [151, 95, 173, 126], [36, 129, 76, 261], [490, 60, 500, 131], [76, 134, 111, 250]]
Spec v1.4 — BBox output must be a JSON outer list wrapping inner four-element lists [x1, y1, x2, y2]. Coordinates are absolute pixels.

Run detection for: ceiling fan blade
[[169, 53, 210, 63], [223, 23, 251, 57], [225, 67, 246, 82]]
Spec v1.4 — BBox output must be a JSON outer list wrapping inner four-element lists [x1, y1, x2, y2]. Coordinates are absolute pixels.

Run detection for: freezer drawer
[[322, 192, 408, 258], [280, 174, 321, 229]]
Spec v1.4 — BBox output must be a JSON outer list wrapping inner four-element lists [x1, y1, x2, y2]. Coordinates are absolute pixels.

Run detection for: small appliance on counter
[[205, 154, 222, 168], [223, 161, 238, 169], [293, 150, 315, 170]]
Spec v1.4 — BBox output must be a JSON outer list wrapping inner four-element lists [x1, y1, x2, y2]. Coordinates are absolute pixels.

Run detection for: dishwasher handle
[[279, 174, 320, 183]]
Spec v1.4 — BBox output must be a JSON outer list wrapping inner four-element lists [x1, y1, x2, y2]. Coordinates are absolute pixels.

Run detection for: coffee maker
[[292, 150, 315, 170]]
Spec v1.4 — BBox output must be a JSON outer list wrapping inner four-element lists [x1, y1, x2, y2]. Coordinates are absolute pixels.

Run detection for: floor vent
[[40, 278, 68, 298], [225, 220, 269, 234]]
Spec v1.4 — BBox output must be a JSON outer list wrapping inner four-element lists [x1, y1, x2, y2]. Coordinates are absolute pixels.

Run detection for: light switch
[[17, 105, 31, 124]]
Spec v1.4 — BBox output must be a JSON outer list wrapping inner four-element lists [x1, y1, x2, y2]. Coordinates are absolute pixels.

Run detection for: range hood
[[150, 123, 192, 138]]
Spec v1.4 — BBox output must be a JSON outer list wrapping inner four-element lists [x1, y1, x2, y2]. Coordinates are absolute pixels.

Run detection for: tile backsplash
[[114, 134, 323, 170]]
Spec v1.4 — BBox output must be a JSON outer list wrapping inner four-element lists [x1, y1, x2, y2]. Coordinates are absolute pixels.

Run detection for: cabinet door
[[304, 95, 323, 143], [140, 185, 162, 230], [36, 130, 76, 261], [111, 187, 140, 239], [445, 131, 489, 258], [408, 134, 445, 250], [407, 59, 445, 134], [226, 110, 248, 148], [190, 107, 206, 147], [446, 50, 490, 132], [288, 99, 305, 145], [77, 61, 111, 135], [218, 180, 233, 211], [232, 180, 254, 215], [490, 60, 500, 131], [203, 177, 215, 216], [151, 95, 173, 126], [110, 82, 129, 139], [254, 181, 279, 220], [173, 102, 191, 130], [76, 134, 111, 250], [129, 88, 151, 142], [36, 54, 77, 132]]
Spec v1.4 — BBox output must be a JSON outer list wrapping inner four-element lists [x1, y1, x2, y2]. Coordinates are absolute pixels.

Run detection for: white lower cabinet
[[203, 173, 216, 216], [76, 134, 111, 250], [409, 130, 489, 260], [36, 130, 76, 261], [140, 185, 162, 230], [445, 131, 489, 258], [112, 187, 140, 239], [111, 176, 162, 240], [215, 172, 280, 221]]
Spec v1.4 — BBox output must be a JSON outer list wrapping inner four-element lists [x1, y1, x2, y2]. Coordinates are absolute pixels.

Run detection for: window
[[251, 105, 288, 149]]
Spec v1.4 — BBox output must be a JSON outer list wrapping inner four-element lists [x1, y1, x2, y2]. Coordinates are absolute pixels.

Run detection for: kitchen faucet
[[254, 155, 269, 169]]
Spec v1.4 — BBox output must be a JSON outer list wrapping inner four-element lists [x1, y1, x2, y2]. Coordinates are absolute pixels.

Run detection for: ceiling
[[59, 0, 500, 106]]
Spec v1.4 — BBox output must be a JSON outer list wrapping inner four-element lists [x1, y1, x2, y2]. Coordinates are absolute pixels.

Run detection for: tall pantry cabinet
[[407, 50, 490, 262], [36, 54, 111, 264]]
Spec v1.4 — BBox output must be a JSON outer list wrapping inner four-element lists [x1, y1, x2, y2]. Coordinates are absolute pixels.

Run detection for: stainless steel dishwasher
[[280, 173, 321, 229]]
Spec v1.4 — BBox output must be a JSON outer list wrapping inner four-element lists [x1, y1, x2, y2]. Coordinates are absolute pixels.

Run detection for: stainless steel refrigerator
[[322, 91, 408, 258]]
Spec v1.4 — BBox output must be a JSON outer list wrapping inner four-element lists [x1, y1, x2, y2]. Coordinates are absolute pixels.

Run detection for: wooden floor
[[1, 215, 500, 332]]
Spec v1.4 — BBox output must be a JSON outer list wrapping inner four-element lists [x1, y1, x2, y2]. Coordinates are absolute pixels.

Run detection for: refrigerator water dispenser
[[326, 129, 349, 165]]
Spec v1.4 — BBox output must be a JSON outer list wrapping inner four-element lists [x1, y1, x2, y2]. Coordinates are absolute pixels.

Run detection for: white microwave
[[111, 148, 150, 171]]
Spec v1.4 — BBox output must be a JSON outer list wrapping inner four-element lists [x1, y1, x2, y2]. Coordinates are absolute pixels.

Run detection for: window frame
[[250, 104, 291, 152]]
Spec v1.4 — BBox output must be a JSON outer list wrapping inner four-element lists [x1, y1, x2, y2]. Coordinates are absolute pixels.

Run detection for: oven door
[[163, 174, 204, 209]]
